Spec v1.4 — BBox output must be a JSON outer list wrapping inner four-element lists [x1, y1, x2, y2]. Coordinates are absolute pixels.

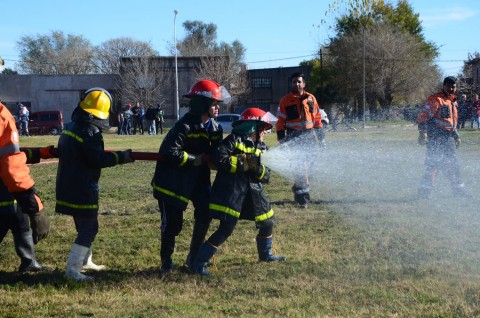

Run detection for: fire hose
[[20, 146, 163, 161], [20, 147, 216, 169]]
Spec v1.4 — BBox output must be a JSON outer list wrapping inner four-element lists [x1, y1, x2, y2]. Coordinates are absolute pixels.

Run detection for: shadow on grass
[[0, 266, 195, 287]]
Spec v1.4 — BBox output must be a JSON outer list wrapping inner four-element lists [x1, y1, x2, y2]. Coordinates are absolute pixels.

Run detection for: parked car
[[28, 110, 64, 135], [216, 113, 241, 134]]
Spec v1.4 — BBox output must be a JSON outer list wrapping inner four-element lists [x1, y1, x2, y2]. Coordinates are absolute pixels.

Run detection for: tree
[[319, 0, 440, 119], [16, 30, 95, 74], [173, 20, 249, 101], [328, 23, 439, 118], [94, 37, 157, 74], [176, 21, 218, 56], [332, 0, 437, 58], [118, 57, 173, 113], [1, 68, 18, 75]]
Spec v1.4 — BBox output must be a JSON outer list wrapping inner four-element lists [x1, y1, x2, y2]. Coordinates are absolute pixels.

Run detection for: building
[[0, 58, 311, 125], [466, 57, 480, 93], [0, 74, 118, 122], [241, 66, 312, 113]]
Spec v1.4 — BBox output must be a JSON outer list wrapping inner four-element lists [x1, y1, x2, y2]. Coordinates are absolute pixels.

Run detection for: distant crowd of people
[[456, 93, 480, 129], [117, 102, 164, 135]]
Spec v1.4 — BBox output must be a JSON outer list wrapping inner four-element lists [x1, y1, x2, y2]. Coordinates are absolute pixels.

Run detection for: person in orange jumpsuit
[[417, 76, 468, 198], [0, 102, 50, 272], [275, 72, 323, 208]]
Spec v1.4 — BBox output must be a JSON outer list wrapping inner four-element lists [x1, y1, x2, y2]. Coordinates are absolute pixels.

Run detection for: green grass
[[1, 126, 480, 317]]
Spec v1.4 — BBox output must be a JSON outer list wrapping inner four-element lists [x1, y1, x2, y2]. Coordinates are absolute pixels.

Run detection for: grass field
[[1, 123, 480, 317]]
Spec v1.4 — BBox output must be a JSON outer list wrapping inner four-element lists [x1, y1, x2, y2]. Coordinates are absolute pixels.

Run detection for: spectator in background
[[131, 102, 144, 135], [456, 94, 469, 129], [155, 105, 164, 135], [123, 104, 133, 135], [145, 105, 156, 135], [471, 94, 480, 129], [117, 108, 124, 135], [17, 103, 30, 136]]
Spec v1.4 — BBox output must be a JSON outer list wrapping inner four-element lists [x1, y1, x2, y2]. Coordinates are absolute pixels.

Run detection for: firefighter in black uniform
[[151, 80, 230, 273], [189, 108, 285, 276], [56, 88, 134, 281]]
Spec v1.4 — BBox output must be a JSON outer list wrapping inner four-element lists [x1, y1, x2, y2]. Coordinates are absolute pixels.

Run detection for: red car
[[28, 111, 64, 135]]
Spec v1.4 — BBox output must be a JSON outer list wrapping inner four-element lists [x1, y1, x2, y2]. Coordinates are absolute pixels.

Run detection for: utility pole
[[174, 9, 180, 121], [362, 26, 366, 129]]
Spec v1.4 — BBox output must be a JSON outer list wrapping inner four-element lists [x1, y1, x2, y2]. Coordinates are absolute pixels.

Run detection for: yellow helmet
[[79, 87, 112, 119]]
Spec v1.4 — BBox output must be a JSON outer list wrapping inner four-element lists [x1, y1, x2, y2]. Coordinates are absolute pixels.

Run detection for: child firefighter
[[55, 87, 134, 281], [189, 108, 285, 276]]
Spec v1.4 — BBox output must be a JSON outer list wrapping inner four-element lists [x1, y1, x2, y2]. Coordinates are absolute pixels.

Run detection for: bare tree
[[94, 37, 157, 74], [16, 30, 95, 74], [195, 56, 249, 99], [118, 57, 173, 113]]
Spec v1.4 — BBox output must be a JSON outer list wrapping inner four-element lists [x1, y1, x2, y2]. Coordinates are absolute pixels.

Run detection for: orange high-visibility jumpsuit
[[275, 91, 323, 206]]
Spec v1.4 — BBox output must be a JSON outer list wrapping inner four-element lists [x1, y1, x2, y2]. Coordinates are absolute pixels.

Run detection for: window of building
[[252, 78, 272, 88]]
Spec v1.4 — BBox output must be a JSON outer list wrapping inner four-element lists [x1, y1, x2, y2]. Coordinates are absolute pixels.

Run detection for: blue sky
[[1, 0, 478, 76]]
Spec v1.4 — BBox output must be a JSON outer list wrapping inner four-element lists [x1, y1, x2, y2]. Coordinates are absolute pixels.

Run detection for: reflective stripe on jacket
[[208, 133, 275, 227], [55, 117, 125, 217], [152, 113, 223, 209]]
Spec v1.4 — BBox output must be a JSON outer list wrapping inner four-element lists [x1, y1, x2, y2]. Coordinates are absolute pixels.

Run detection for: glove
[[245, 154, 260, 172], [12, 187, 43, 215], [193, 153, 204, 167], [29, 212, 50, 244], [122, 149, 135, 163], [418, 131, 427, 145], [237, 154, 249, 171], [39, 145, 57, 159]]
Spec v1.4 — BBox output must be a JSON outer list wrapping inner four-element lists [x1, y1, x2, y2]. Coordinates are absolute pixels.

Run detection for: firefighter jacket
[[275, 91, 322, 141], [208, 133, 275, 228], [152, 112, 223, 210], [0, 103, 44, 216], [55, 108, 129, 217], [417, 90, 458, 138]]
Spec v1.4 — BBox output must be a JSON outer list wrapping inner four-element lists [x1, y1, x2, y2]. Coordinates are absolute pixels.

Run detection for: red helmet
[[183, 79, 231, 103], [232, 108, 273, 130]]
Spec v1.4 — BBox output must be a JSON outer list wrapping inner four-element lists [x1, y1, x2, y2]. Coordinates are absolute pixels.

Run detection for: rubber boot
[[185, 221, 211, 267], [82, 247, 106, 271], [189, 242, 217, 276], [256, 236, 286, 262], [65, 243, 94, 281], [160, 233, 175, 274], [14, 230, 51, 273]]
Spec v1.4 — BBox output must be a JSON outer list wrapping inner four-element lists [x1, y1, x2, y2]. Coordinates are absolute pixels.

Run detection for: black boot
[[256, 236, 286, 262], [189, 242, 217, 276], [14, 231, 51, 273], [160, 233, 175, 274], [186, 221, 211, 267]]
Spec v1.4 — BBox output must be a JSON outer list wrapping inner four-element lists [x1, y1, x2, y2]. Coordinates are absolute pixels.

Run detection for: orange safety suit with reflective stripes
[[416, 90, 464, 196], [275, 91, 322, 137], [417, 91, 457, 132], [0, 103, 35, 193]]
